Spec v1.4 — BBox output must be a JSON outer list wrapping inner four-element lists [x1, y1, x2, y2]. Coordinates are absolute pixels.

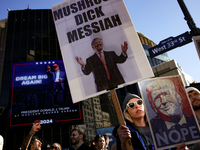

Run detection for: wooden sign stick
[[110, 89, 134, 150]]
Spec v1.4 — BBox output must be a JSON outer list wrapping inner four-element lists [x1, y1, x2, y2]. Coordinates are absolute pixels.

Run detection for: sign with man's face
[[139, 76, 200, 150], [51, 0, 154, 103]]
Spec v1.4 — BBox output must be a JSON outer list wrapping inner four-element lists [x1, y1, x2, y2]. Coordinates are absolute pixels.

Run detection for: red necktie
[[99, 52, 111, 80]]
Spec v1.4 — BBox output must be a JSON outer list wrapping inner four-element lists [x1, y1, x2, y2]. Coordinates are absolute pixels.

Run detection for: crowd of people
[[20, 124, 110, 150], [16, 85, 200, 150]]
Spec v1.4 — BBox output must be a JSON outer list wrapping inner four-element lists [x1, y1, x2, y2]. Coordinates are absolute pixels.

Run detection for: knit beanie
[[186, 87, 200, 94], [122, 93, 141, 111]]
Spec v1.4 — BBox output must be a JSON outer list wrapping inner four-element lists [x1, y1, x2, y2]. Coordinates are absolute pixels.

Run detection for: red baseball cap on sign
[[53, 64, 58, 67]]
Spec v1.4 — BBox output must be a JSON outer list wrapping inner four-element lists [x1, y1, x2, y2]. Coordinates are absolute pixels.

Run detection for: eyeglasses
[[126, 99, 143, 109], [50, 145, 59, 150], [71, 133, 76, 137]]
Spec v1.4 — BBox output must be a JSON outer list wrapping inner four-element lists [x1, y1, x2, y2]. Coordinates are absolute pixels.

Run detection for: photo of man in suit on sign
[[76, 38, 128, 92]]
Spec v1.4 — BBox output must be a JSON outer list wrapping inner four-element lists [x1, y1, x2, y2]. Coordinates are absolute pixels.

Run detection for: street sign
[[149, 32, 192, 57]]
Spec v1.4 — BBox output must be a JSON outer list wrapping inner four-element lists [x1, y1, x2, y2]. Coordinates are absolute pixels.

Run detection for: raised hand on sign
[[75, 57, 85, 68], [121, 41, 128, 55]]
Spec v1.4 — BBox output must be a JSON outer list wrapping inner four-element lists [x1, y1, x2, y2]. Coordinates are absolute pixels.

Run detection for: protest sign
[[51, 0, 154, 103], [139, 76, 200, 149]]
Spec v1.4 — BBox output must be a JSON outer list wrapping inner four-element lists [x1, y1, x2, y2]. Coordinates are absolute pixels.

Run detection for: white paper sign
[[51, 0, 154, 103]]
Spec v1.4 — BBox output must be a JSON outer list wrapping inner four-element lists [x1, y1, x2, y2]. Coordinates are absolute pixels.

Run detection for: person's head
[[91, 38, 103, 52], [123, 93, 146, 123], [53, 64, 59, 72], [70, 127, 86, 147], [103, 134, 109, 149], [29, 135, 42, 150], [186, 87, 200, 111], [146, 79, 183, 120], [50, 143, 61, 150], [92, 135, 106, 150]]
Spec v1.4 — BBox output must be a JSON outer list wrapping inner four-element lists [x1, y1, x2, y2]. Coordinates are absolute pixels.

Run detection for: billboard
[[51, 0, 154, 103], [10, 60, 82, 127], [139, 76, 200, 150]]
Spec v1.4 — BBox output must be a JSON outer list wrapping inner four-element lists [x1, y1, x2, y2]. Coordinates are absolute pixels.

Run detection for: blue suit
[[48, 70, 66, 91], [48, 70, 67, 105]]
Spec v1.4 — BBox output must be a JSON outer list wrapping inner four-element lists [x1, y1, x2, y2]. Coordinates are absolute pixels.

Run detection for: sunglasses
[[126, 99, 143, 109], [71, 133, 76, 137], [50, 146, 59, 150]]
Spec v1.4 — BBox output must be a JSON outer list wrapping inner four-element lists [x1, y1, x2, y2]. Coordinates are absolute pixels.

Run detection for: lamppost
[[177, 0, 200, 36]]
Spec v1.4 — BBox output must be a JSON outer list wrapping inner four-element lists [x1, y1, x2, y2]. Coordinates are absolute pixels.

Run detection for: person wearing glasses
[[112, 93, 188, 150], [70, 127, 91, 150], [115, 93, 154, 150], [50, 143, 62, 150]]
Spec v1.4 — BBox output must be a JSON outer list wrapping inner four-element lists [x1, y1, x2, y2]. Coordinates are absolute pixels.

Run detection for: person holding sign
[[114, 93, 154, 150], [76, 38, 128, 92], [112, 93, 188, 150]]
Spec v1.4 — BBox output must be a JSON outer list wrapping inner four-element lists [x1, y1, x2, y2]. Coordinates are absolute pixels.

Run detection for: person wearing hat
[[112, 93, 188, 150], [47, 64, 67, 106], [114, 93, 154, 150], [185, 87, 200, 150], [186, 87, 200, 121]]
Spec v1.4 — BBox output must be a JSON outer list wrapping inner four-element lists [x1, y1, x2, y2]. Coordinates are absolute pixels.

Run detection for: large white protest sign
[[139, 76, 200, 150], [51, 0, 154, 103]]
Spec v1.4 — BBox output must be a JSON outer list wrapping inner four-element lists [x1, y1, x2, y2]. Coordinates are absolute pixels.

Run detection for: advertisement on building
[[139, 76, 200, 150], [51, 0, 154, 103], [9, 60, 82, 127]]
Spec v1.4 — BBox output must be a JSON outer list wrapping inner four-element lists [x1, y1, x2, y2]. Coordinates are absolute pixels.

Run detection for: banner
[[51, 0, 154, 103], [139, 76, 200, 149], [10, 60, 82, 127]]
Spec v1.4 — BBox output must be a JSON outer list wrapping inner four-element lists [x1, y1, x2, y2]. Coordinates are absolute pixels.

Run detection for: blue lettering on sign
[[148, 32, 192, 57]]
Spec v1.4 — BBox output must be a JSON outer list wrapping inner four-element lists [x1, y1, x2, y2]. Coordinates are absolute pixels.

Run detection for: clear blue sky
[[1, 0, 200, 82]]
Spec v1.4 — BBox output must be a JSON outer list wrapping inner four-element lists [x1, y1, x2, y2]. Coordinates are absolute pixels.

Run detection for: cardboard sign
[[51, 0, 154, 103], [139, 76, 200, 150]]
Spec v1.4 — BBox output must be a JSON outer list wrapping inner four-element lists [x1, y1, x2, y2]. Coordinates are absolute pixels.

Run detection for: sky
[[0, 0, 200, 82]]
